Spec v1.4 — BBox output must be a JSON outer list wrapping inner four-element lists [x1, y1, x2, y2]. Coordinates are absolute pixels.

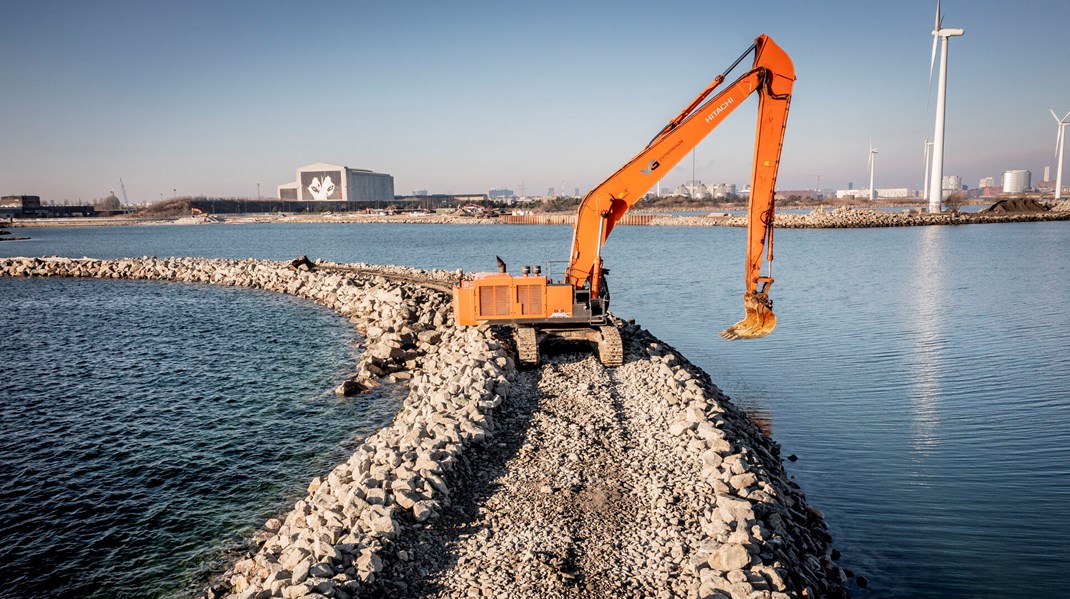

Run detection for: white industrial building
[[668, 181, 736, 199], [1002, 169, 1031, 193], [709, 183, 737, 198], [835, 188, 912, 199], [942, 175, 962, 191], [277, 163, 394, 202]]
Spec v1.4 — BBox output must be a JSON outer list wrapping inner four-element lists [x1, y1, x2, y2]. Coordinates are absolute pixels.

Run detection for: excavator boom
[[452, 34, 795, 366], [566, 35, 794, 339]]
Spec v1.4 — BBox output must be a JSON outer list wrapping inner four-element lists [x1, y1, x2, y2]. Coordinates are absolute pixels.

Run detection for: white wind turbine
[[927, 0, 964, 213], [1052, 109, 1070, 200], [868, 141, 878, 200]]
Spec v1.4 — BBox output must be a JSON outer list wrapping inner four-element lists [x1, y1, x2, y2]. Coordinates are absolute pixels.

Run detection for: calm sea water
[[0, 276, 398, 598], [2, 220, 1069, 598]]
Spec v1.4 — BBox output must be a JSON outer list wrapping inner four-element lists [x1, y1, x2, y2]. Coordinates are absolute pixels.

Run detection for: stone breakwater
[[15, 202, 1070, 229], [2, 256, 847, 598], [651, 205, 1070, 228]]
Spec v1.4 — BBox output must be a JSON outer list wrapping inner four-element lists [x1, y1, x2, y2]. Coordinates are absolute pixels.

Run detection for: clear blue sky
[[2, 0, 1068, 202]]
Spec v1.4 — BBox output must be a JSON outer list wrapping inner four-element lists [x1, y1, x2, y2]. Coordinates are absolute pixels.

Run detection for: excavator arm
[[451, 34, 795, 366], [564, 34, 795, 339]]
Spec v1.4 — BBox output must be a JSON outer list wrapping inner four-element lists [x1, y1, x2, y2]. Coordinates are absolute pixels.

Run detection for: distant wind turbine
[[927, 0, 964, 213], [1052, 109, 1070, 200], [868, 141, 878, 201]]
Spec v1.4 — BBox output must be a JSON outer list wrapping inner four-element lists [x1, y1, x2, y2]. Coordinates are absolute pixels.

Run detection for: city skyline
[[2, 0, 1069, 203]]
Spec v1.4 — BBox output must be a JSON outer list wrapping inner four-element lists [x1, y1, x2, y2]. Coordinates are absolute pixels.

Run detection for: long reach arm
[[564, 34, 795, 339]]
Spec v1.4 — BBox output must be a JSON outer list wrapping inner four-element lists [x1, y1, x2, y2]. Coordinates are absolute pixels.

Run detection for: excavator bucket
[[719, 291, 777, 340]]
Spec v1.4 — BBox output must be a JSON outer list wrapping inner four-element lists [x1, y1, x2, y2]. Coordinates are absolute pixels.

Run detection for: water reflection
[[907, 226, 945, 455], [737, 400, 774, 436]]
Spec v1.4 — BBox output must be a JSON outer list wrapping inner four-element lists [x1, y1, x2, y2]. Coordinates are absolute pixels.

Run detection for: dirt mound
[[983, 199, 1050, 214]]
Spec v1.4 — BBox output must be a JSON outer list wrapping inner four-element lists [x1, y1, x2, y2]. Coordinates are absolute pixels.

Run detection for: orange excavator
[[453, 34, 795, 366]]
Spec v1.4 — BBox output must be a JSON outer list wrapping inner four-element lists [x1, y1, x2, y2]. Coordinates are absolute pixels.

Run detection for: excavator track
[[596, 325, 623, 367], [515, 326, 540, 368]]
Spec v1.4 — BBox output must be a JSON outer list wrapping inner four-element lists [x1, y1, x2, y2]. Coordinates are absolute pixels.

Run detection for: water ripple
[[3, 221, 1070, 598], [0, 278, 396, 598]]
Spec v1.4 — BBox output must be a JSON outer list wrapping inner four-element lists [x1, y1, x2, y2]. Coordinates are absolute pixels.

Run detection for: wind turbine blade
[[928, 36, 938, 105], [1053, 108, 1061, 122], [1063, 111, 1070, 123]]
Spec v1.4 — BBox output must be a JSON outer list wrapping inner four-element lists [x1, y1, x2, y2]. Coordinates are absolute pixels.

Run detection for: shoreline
[[3, 256, 848, 597], [7, 200, 1070, 230]]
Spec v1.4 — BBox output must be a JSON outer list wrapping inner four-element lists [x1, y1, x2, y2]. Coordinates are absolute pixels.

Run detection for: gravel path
[[379, 351, 652, 597], [374, 328, 844, 599]]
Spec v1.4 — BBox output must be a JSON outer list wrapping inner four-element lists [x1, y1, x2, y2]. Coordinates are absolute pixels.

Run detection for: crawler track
[[514, 326, 540, 367], [596, 325, 623, 367]]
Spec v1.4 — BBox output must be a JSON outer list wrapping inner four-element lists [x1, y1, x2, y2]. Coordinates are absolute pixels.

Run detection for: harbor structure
[[277, 163, 394, 202], [1, 195, 96, 218]]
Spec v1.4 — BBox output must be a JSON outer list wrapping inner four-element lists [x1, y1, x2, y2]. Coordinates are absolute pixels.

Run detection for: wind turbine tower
[[1052, 109, 1070, 200], [922, 138, 933, 200], [868, 142, 878, 201], [927, 0, 964, 213]]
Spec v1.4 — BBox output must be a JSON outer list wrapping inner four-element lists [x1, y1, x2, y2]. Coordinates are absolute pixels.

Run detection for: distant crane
[[809, 174, 822, 195]]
